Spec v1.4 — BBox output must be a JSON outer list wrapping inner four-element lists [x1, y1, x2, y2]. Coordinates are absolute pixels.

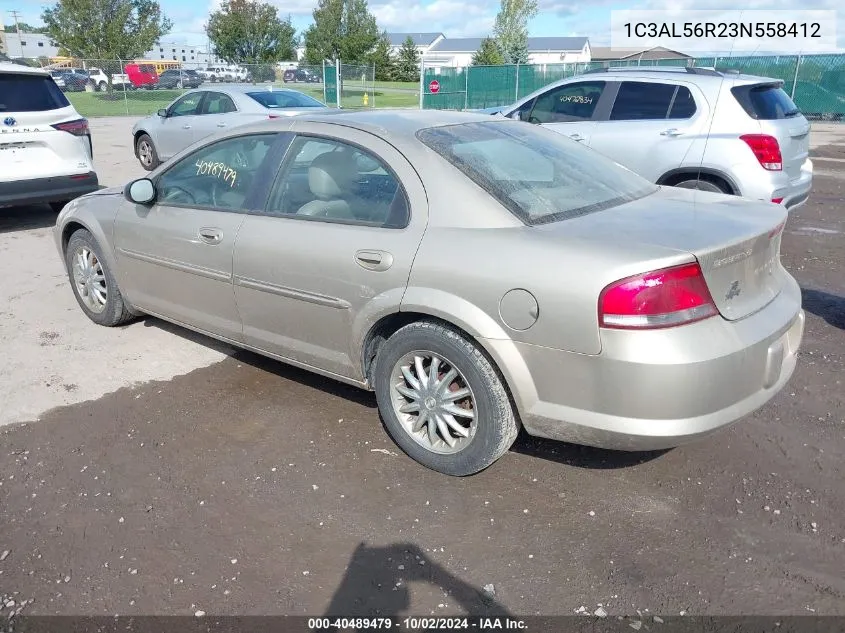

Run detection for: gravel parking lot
[[1, 118, 844, 618]]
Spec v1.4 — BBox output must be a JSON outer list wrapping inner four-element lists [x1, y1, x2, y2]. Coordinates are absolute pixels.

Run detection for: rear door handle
[[217, 122, 227, 127], [355, 250, 393, 271], [569, 133, 585, 142], [660, 128, 682, 136], [182, 125, 192, 129], [198, 228, 222, 245]]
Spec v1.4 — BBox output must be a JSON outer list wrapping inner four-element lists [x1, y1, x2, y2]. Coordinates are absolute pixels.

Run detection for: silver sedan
[[55, 110, 804, 476], [131, 85, 331, 170]]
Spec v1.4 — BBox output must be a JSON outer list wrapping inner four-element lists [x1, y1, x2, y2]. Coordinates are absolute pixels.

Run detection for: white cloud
[[371, 0, 495, 36]]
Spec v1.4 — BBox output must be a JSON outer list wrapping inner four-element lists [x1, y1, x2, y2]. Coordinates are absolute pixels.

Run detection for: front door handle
[[355, 250, 393, 271], [217, 122, 227, 128], [182, 124, 192, 129], [569, 133, 585, 142], [198, 228, 222, 245], [661, 128, 682, 136]]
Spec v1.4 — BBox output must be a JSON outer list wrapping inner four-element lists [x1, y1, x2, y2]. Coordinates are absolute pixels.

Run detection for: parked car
[[0, 63, 98, 211], [156, 69, 203, 89], [283, 68, 320, 83], [124, 63, 159, 89], [59, 71, 89, 92], [483, 67, 813, 211], [87, 67, 132, 91], [131, 86, 331, 170], [48, 69, 66, 89], [56, 110, 804, 476], [198, 65, 247, 83]]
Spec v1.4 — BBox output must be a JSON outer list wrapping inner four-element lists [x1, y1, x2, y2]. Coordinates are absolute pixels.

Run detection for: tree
[[472, 37, 504, 65], [394, 35, 420, 82], [302, 0, 379, 65], [42, 0, 172, 61], [206, 0, 297, 68], [367, 32, 394, 81], [4, 22, 49, 33], [493, 0, 537, 64]]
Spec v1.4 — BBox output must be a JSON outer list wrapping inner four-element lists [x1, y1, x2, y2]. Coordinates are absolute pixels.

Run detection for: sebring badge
[[3, 117, 16, 127], [726, 281, 741, 300]]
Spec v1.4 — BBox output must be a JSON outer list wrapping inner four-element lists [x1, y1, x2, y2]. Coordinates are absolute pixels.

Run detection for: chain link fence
[[421, 53, 845, 121]]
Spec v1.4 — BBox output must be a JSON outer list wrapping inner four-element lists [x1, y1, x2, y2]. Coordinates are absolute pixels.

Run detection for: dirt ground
[[1, 144, 844, 619]]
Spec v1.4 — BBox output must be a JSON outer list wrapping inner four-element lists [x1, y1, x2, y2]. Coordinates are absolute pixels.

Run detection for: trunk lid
[[542, 186, 789, 321]]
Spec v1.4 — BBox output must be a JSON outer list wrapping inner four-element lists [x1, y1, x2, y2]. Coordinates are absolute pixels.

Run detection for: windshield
[[246, 91, 324, 109], [416, 120, 657, 225], [731, 83, 801, 120]]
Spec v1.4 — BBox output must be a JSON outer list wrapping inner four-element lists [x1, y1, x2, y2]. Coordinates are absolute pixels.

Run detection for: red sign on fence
[[429, 80, 440, 94]]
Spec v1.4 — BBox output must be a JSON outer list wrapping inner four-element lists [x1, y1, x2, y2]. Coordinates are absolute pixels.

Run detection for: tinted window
[[732, 84, 801, 119], [247, 91, 324, 109], [610, 81, 677, 120], [169, 93, 202, 116], [669, 86, 696, 119], [204, 93, 237, 114], [417, 121, 656, 226], [266, 136, 409, 228], [529, 81, 605, 123], [156, 134, 276, 211], [0, 74, 70, 112]]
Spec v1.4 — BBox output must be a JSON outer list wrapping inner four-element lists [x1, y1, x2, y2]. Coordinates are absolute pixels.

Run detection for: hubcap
[[389, 351, 477, 454], [71, 246, 107, 313], [139, 141, 152, 166]]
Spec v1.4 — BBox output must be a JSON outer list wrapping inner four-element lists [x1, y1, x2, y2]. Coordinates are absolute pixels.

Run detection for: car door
[[521, 80, 613, 145], [232, 123, 429, 381], [155, 91, 206, 160], [193, 91, 240, 141], [586, 80, 704, 182], [113, 132, 282, 341]]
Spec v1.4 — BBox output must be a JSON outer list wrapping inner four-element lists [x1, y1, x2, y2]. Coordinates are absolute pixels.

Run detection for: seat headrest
[[308, 151, 357, 200]]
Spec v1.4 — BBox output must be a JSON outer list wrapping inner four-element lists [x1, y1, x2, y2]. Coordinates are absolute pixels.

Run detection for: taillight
[[598, 262, 718, 330], [52, 118, 89, 136], [771, 197, 784, 204], [740, 134, 782, 171]]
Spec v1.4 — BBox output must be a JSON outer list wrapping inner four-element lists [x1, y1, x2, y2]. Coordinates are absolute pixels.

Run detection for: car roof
[[0, 62, 48, 76], [583, 66, 779, 85]]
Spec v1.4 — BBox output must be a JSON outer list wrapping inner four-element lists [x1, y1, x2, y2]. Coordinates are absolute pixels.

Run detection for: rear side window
[[0, 74, 71, 112], [731, 84, 801, 119], [610, 82, 697, 120]]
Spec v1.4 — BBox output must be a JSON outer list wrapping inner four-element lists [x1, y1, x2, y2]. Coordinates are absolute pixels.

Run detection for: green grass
[[67, 84, 419, 118], [373, 81, 419, 91]]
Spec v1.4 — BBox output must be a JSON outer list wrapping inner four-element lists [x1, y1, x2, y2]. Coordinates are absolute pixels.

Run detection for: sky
[[1, 0, 842, 52]]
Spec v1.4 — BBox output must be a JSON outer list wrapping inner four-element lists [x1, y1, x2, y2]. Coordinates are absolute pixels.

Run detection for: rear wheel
[[373, 321, 519, 476], [136, 133, 160, 171], [672, 178, 730, 194], [65, 229, 135, 327]]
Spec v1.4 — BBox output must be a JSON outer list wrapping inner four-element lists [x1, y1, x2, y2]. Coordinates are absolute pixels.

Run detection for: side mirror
[[125, 178, 156, 205], [157, 108, 168, 118]]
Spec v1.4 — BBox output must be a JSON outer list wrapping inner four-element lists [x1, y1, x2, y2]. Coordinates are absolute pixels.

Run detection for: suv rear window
[[417, 120, 657, 225], [732, 83, 801, 120], [0, 74, 71, 112]]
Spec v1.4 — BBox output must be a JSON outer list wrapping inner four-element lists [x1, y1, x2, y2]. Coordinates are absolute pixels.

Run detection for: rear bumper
[[734, 159, 813, 210], [485, 273, 804, 451], [0, 172, 99, 208]]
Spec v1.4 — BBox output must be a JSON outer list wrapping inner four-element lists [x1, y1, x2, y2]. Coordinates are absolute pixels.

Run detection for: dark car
[[156, 69, 203, 90], [60, 71, 89, 92], [283, 68, 320, 83]]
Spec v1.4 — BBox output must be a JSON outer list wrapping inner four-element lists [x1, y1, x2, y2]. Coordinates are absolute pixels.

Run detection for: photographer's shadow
[[324, 542, 511, 620]]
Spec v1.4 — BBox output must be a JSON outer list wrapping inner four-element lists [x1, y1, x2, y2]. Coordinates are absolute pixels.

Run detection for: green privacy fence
[[421, 53, 845, 121]]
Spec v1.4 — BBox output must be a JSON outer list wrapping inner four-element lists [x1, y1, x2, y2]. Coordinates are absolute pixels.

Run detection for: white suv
[[0, 63, 99, 211], [488, 67, 812, 210]]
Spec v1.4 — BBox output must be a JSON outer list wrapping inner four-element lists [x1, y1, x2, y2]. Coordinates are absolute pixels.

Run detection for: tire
[[98, 81, 107, 92], [65, 228, 135, 327], [373, 321, 519, 476], [136, 133, 160, 171], [672, 178, 729, 194], [176, 80, 183, 89]]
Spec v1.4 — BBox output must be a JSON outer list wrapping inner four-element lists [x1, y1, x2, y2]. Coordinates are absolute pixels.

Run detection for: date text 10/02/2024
[[307, 618, 528, 630]]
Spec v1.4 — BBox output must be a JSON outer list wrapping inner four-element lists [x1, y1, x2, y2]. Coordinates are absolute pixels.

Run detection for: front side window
[[169, 93, 203, 117], [156, 134, 277, 211], [417, 120, 656, 225], [265, 136, 409, 228], [529, 81, 606, 123]]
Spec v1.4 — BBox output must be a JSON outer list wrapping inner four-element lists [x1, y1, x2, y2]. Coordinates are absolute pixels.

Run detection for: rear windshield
[[732, 84, 801, 120], [0, 74, 71, 112], [246, 91, 324, 109], [416, 121, 657, 225]]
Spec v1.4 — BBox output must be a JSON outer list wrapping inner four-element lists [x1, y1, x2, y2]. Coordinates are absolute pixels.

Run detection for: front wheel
[[136, 133, 160, 171], [98, 81, 107, 92], [65, 229, 136, 327], [373, 321, 519, 476]]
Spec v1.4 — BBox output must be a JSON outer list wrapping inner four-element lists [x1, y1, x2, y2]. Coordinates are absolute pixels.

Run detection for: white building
[[423, 36, 591, 69], [144, 41, 216, 67], [0, 31, 60, 59], [386, 32, 444, 57]]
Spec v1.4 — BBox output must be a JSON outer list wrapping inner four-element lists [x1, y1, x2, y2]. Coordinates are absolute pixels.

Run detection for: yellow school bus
[[133, 59, 182, 74]]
